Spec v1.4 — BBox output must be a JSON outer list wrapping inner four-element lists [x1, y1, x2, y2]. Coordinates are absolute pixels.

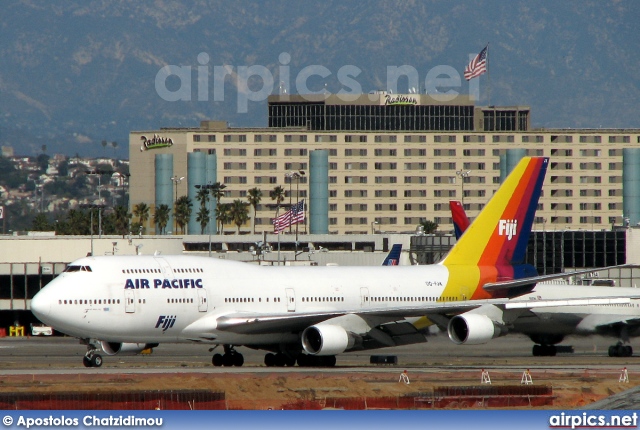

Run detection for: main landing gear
[[82, 343, 103, 368], [263, 352, 337, 367], [211, 345, 244, 367], [532, 344, 557, 356], [608, 342, 633, 357]]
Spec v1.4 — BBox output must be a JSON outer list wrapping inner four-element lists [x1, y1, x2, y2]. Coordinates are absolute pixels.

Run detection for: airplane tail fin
[[450, 201, 470, 240], [382, 244, 402, 266], [441, 157, 548, 292]]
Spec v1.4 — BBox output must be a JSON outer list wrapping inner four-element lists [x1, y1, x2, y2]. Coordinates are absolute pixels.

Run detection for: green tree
[[420, 219, 439, 234], [195, 187, 211, 234], [247, 187, 262, 234], [229, 199, 250, 234], [36, 154, 50, 173], [57, 159, 69, 177], [31, 213, 52, 231], [196, 206, 211, 234], [216, 203, 232, 235], [154, 204, 171, 235], [210, 182, 226, 233], [174, 195, 192, 234], [133, 203, 150, 234], [269, 186, 286, 220], [112, 205, 132, 237]]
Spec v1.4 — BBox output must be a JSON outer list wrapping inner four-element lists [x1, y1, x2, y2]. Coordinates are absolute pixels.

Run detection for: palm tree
[[112, 205, 132, 238], [210, 182, 226, 233], [229, 199, 250, 234], [154, 204, 170, 235], [133, 203, 150, 234], [269, 186, 286, 213], [247, 187, 262, 234], [420, 219, 439, 234], [196, 206, 211, 234], [195, 187, 211, 233], [215, 203, 232, 235], [174, 195, 193, 234]]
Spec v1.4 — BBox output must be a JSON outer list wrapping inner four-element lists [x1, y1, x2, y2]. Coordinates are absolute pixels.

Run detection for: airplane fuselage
[[32, 254, 455, 345]]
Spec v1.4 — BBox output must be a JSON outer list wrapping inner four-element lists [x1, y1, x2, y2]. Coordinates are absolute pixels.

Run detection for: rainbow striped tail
[[441, 157, 548, 297]]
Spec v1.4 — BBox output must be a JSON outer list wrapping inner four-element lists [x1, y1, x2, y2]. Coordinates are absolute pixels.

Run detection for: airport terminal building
[[129, 93, 640, 236]]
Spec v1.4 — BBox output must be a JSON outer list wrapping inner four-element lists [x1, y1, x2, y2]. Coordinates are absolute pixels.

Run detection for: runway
[[1, 332, 639, 374]]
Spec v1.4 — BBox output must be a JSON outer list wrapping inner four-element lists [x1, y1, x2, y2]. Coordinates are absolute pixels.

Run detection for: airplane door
[[285, 288, 296, 312], [197, 289, 208, 312], [125, 290, 135, 313], [360, 287, 370, 307]]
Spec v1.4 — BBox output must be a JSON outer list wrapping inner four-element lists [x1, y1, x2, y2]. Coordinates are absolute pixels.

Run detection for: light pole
[[195, 183, 214, 257], [79, 203, 105, 256], [170, 176, 185, 235], [286, 170, 305, 259], [86, 169, 113, 237], [371, 220, 379, 234], [456, 170, 471, 206]]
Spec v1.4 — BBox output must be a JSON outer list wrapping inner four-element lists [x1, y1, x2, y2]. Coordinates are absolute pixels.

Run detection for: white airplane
[[447, 200, 640, 357], [30, 157, 633, 367]]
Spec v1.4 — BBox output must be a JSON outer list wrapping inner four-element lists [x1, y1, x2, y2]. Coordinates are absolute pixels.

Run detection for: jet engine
[[447, 313, 507, 345], [100, 341, 159, 356], [301, 324, 357, 355]]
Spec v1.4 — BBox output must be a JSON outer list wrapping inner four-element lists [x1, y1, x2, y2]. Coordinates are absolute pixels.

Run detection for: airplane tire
[[212, 353, 224, 366], [274, 353, 286, 367], [322, 355, 337, 367], [264, 353, 276, 367], [296, 354, 309, 367], [83, 356, 92, 367], [626, 346, 633, 357], [91, 354, 103, 368], [532, 345, 541, 356], [608, 346, 616, 357], [233, 353, 244, 367], [222, 353, 234, 367], [284, 355, 296, 367]]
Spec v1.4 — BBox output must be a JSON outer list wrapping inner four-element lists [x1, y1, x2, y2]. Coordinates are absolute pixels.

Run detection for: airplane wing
[[482, 265, 630, 293], [189, 295, 634, 336]]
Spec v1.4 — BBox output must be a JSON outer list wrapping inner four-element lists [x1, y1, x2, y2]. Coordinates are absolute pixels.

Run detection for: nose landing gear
[[82, 343, 103, 368]]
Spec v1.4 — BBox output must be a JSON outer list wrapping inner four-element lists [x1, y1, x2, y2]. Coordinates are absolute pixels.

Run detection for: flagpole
[[487, 42, 491, 106], [275, 205, 281, 265]]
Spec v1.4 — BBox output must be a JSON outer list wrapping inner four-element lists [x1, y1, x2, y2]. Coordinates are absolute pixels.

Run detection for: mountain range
[[1, 0, 638, 158]]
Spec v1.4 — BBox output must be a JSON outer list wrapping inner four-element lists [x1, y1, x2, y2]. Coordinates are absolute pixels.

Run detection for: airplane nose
[[30, 290, 51, 319]]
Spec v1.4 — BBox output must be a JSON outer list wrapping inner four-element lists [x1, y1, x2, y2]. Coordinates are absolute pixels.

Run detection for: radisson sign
[[140, 134, 174, 151], [383, 94, 418, 106]]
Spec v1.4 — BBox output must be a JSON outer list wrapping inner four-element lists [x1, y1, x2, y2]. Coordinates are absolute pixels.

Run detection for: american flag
[[464, 45, 488, 81], [273, 200, 305, 233]]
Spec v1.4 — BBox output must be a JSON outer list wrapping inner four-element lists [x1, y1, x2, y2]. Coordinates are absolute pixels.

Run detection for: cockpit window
[[64, 265, 92, 273]]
